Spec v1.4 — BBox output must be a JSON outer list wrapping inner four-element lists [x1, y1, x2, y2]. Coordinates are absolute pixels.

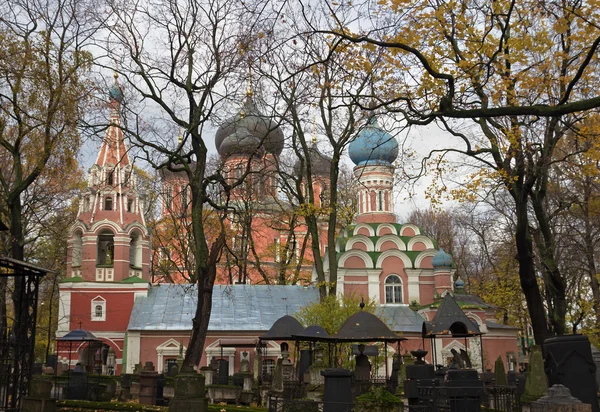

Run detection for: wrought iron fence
[[482, 386, 521, 412], [0, 258, 47, 412], [408, 385, 520, 412]]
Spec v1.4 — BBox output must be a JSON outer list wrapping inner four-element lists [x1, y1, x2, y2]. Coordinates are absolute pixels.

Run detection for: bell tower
[[57, 74, 150, 375]]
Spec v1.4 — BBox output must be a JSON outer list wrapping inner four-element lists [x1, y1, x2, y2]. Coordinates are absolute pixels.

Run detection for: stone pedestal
[[321, 369, 353, 412], [242, 373, 254, 391], [119, 374, 132, 401], [307, 364, 325, 385], [531, 384, 592, 412], [281, 363, 294, 383], [404, 357, 435, 409], [200, 366, 213, 385], [169, 373, 208, 412], [21, 375, 56, 412], [139, 362, 158, 405]]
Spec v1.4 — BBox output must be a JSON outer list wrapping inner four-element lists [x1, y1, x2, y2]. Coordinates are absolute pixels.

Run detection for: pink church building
[[56, 79, 518, 376]]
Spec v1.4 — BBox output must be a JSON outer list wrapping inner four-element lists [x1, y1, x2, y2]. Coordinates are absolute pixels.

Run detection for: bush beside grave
[[353, 387, 403, 412]]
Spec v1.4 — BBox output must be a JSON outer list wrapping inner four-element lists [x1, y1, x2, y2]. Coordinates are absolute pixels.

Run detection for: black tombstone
[[435, 366, 447, 387], [156, 374, 165, 406], [46, 354, 57, 369], [544, 334, 600, 412], [217, 359, 229, 385], [404, 350, 435, 410], [298, 349, 312, 382], [321, 369, 354, 412], [66, 364, 89, 400], [481, 369, 494, 386], [445, 369, 483, 412]]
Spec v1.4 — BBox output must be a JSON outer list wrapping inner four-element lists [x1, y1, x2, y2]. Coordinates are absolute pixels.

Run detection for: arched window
[[385, 275, 403, 304], [180, 184, 188, 210], [104, 196, 113, 211], [91, 296, 106, 321], [165, 186, 173, 210], [72, 231, 83, 267], [97, 229, 115, 266], [107, 171, 114, 185], [130, 232, 142, 268]]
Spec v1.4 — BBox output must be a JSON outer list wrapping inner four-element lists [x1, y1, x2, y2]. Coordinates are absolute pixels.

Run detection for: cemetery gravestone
[[321, 369, 353, 412], [544, 335, 599, 412], [66, 364, 88, 401], [139, 361, 158, 405]]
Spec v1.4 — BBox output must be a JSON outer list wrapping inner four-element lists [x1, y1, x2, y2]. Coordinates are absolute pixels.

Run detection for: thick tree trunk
[[326, 154, 340, 297], [513, 193, 551, 345], [182, 232, 225, 371], [183, 268, 214, 371], [305, 214, 327, 301], [530, 200, 567, 335]]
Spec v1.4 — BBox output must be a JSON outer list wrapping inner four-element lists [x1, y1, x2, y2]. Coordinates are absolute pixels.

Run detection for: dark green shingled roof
[[60, 276, 84, 283], [121, 276, 150, 284]]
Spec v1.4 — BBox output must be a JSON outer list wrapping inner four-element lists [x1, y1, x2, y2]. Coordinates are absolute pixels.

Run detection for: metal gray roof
[[127, 284, 319, 332], [376, 306, 425, 333], [334, 311, 403, 342], [486, 320, 519, 330], [261, 315, 304, 340], [423, 293, 481, 337]]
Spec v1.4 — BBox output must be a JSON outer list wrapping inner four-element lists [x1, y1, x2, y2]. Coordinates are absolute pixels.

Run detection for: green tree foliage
[[0, 0, 94, 373], [320, 0, 600, 344], [295, 294, 376, 335]]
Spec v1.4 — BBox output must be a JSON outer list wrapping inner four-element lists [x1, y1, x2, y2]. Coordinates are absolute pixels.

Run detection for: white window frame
[[91, 296, 106, 321], [384, 274, 403, 304]]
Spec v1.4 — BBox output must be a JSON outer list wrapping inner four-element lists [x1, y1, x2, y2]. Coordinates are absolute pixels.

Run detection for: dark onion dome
[[348, 117, 398, 166], [432, 248, 453, 268], [108, 73, 124, 103], [293, 142, 332, 177], [215, 96, 284, 157]]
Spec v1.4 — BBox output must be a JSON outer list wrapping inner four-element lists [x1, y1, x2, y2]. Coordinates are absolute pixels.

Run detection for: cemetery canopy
[[0, 257, 53, 278], [56, 329, 101, 342], [422, 293, 482, 338], [260, 315, 305, 340], [292, 325, 330, 342], [333, 311, 406, 343]]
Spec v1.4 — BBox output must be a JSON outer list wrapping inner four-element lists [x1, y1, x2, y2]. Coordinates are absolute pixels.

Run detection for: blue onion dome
[[108, 73, 124, 103], [432, 248, 453, 268], [455, 276, 465, 289], [215, 96, 284, 157], [348, 117, 398, 166], [293, 141, 331, 176]]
